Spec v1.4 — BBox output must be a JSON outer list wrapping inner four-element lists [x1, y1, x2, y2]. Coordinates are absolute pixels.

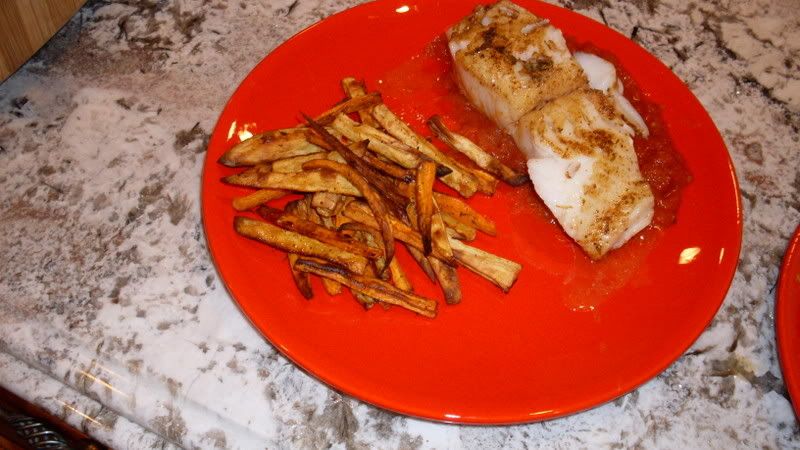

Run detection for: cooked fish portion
[[446, 0, 587, 131], [512, 89, 654, 259], [574, 52, 649, 137]]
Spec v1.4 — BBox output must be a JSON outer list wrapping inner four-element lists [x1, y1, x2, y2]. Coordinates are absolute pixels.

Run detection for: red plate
[[201, 0, 742, 423], [777, 225, 800, 419]]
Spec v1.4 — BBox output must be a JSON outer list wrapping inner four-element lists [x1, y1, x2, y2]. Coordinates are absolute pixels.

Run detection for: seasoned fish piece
[[447, 0, 587, 131], [512, 89, 654, 259], [574, 52, 649, 137]]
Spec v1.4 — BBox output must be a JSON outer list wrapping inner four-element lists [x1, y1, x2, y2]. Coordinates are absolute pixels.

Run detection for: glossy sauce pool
[[376, 35, 691, 310]]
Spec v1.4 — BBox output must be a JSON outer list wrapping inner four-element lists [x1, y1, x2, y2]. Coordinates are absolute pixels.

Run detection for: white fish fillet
[[513, 89, 654, 259], [447, 1, 655, 259], [446, 0, 587, 132]]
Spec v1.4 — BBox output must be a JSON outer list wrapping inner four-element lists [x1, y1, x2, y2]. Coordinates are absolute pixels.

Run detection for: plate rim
[[776, 225, 800, 419]]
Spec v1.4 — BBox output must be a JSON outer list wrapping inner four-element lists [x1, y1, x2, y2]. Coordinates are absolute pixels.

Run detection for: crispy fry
[[287, 253, 313, 299], [257, 206, 383, 259], [415, 161, 436, 255], [309, 212, 344, 296], [330, 114, 421, 169], [311, 192, 349, 217], [440, 212, 476, 241], [388, 258, 412, 292], [432, 193, 497, 236], [218, 128, 322, 167], [448, 236, 521, 292], [303, 159, 396, 272], [223, 166, 360, 196], [343, 202, 456, 264], [271, 152, 329, 173], [349, 140, 414, 181], [338, 222, 388, 279], [406, 244, 437, 282], [294, 258, 437, 317], [305, 116, 410, 216], [428, 116, 528, 186], [429, 257, 461, 304], [372, 104, 479, 197], [315, 92, 382, 125], [232, 188, 287, 211], [430, 201, 455, 262], [234, 216, 368, 274], [341, 77, 380, 128]]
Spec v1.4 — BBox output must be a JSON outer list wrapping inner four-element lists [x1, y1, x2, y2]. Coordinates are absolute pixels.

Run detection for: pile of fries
[[219, 78, 527, 318]]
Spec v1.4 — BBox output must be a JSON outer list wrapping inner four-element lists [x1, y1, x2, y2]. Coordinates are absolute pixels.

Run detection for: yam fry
[[429, 257, 462, 304], [388, 258, 412, 292], [224, 166, 360, 196], [415, 161, 437, 255], [341, 77, 380, 128], [448, 236, 522, 292], [440, 212, 476, 241], [315, 92, 382, 125], [393, 181, 496, 236], [257, 206, 383, 259], [309, 212, 344, 296], [311, 192, 349, 217], [338, 222, 388, 279], [428, 115, 528, 186], [287, 253, 313, 299], [293, 258, 437, 318], [432, 193, 497, 236], [304, 115, 410, 217], [219, 128, 322, 167], [271, 152, 329, 173], [430, 202, 455, 262], [330, 114, 421, 169], [234, 216, 368, 274], [343, 202, 456, 264], [302, 159, 396, 272], [406, 244, 437, 282], [349, 140, 414, 182], [232, 188, 287, 211], [371, 104, 479, 197]]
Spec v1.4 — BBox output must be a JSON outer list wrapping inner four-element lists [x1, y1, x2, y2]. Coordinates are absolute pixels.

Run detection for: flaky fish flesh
[[447, 1, 655, 259]]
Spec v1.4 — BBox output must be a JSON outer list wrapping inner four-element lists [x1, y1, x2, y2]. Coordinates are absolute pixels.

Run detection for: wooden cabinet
[[0, 0, 86, 81]]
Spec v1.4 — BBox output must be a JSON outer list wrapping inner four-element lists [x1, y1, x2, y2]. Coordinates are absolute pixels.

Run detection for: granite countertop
[[1, 0, 798, 448]]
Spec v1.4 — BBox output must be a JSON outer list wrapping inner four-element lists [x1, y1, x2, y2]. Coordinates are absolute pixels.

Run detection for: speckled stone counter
[[1, 0, 798, 448]]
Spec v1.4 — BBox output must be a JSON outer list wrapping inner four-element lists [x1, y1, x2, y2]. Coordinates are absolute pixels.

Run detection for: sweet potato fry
[[311, 192, 349, 217], [293, 258, 437, 317], [271, 152, 329, 173], [429, 257, 461, 304], [223, 167, 360, 196], [307, 211, 344, 296], [287, 253, 313, 299], [372, 104, 479, 197], [440, 212, 477, 241], [341, 77, 380, 128], [343, 202, 456, 264], [315, 92, 382, 125], [348, 140, 414, 182], [415, 161, 436, 255], [218, 128, 322, 167], [234, 216, 368, 274], [430, 202, 455, 262], [406, 244, 437, 282], [232, 188, 287, 211], [257, 206, 383, 259], [448, 236, 521, 292], [303, 159, 395, 272], [432, 193, 497, 236], [428, 115, 528, 186], [330, 114, 421, 169], [388, 258, 412, 292]]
